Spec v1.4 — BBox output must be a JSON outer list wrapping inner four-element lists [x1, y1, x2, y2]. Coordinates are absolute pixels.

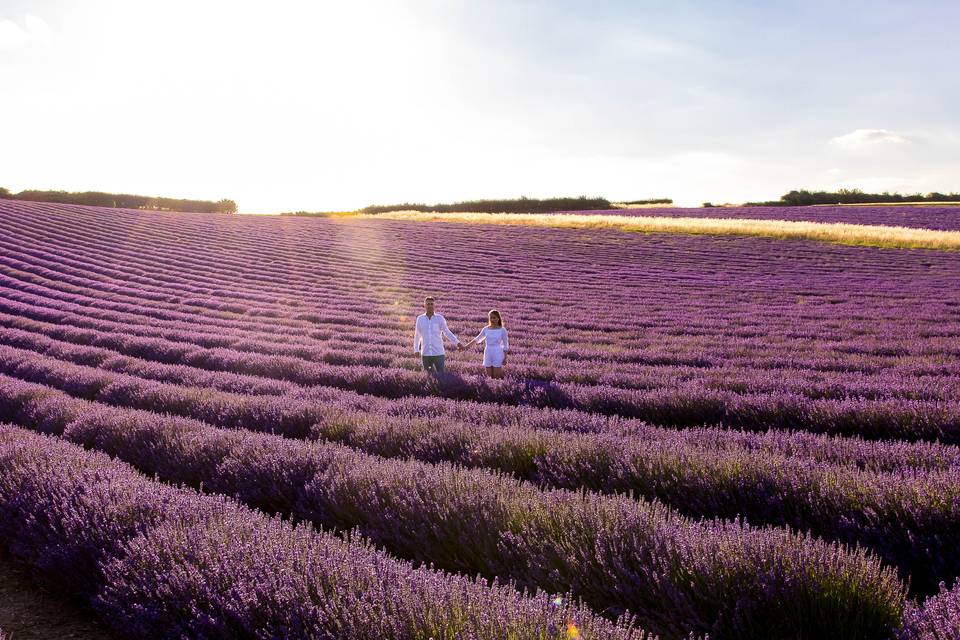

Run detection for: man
[[412, 296, 459, 376]]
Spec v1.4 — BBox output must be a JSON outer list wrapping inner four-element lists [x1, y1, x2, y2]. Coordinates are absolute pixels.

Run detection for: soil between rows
[[0, 551, 116, 640]]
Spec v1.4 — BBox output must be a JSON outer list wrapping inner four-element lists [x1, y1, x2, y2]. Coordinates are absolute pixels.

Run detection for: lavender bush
[[898, 581, 960, 639], [0, 424, 651, 640]]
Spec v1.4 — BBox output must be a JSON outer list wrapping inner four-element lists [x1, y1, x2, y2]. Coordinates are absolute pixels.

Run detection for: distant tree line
[[360, 196, 615, 214], [281, 211, 355, 217], [281, 196, 677, 217], [0, 187, 236, 213], [618, 198, 673, 205], [745, 189, 960, 207]]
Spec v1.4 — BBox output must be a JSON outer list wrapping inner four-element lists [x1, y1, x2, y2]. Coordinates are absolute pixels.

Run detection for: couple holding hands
[[412, 296, 509, 379]]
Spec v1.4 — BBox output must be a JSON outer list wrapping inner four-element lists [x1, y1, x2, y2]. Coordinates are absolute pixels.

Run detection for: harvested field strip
[[368, 210, 960, 250]]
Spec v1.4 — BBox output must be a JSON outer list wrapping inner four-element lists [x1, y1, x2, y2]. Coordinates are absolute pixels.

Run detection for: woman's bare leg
[[492, 366, 504, 379], [485, 366, 496, 378]]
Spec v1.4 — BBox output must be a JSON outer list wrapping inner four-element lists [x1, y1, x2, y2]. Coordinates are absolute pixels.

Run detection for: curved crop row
[[0, 324, 297, 395], [0, 377, 907, 640], [0, 424, 648, 640], [0, 290, 394, 368], [309, 409, 960, 594]]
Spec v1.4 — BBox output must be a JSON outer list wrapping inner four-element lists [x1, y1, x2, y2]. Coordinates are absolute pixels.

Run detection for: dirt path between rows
[[0, 552, 117, 640]]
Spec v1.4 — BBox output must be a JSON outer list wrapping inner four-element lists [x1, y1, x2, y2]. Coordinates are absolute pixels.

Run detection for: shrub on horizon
[[360, 195, 615, 214]]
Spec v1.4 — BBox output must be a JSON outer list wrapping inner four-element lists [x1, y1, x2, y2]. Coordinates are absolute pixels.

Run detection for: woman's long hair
[[488, 309, 504, 328]]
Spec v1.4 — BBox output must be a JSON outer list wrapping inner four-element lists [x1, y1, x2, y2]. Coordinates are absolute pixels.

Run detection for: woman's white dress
[[474, 326, 509, 367]]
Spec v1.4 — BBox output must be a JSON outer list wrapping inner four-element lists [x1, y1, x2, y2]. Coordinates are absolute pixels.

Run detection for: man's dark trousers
[[422, 354, 445, 375]]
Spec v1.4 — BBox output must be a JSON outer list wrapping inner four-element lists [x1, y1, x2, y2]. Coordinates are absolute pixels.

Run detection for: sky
[[1, 0, 959, 212]]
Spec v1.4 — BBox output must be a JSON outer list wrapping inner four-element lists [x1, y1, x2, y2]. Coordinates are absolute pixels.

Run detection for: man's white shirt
[[413, 313, 458, 356]]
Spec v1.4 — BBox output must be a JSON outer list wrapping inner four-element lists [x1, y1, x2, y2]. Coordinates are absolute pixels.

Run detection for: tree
[[0, 187, 12, 199], [216, 199, 238, 214]]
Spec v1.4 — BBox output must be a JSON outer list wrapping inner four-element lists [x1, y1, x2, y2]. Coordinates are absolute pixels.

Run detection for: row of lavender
[[2, 344, 960, 594], [0, 424, 648, 640], [571, 205, 960, 231], [0, 378, 910, 639]]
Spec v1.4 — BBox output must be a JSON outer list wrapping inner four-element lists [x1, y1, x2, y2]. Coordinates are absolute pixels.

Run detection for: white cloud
[[0, 15, 53, 50], [830, 128, 909, 148], [0, 19, 28, 49], [24, 16, 53, 44]]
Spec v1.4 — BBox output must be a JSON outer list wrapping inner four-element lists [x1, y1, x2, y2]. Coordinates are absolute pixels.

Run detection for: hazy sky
[[2, 0, 959, 211]]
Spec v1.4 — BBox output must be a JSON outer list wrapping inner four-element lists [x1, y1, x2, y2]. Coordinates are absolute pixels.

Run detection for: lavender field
[[2, 199, 960, 639]]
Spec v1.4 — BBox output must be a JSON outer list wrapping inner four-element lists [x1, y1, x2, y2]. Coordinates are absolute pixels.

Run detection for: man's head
[[424, 296, 435, 316]]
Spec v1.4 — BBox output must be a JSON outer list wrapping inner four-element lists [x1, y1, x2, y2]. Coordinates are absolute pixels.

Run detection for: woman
[[462, 309, 509, 379]]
